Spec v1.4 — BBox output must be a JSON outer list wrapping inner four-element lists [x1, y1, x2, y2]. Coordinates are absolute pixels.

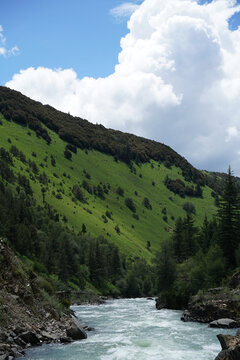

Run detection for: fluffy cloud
[[5, 0, 240, 173], [0, 25, 19, 57]]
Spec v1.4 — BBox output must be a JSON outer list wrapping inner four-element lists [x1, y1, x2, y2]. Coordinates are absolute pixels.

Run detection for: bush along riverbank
[[0, 239, 92, 359]]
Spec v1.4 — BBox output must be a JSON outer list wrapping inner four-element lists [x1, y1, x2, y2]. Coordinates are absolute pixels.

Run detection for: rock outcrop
[[181, 287, 240, 323], [215, 334, 240, 359]]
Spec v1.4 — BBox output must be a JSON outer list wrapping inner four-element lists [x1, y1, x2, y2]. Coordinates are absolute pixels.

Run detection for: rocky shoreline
[[0, 314, 91, 359], [0, 239, 95, 359]]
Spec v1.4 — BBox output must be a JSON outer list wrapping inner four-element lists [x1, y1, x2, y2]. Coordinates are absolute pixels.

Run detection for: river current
[[21, 298, 235, 360]]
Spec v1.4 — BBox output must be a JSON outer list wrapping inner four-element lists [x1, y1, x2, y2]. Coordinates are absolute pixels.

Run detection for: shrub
[[102, 215, 108, 223], [72, 184, 85, 202], [64, 149, 72, 160], [163, 215, 168, 222], [143, 197, 152, 210], [182, 202, 196, 215], [162, 207, 167, 215], [125, 198, 136, 212], [82, 179, 93, 194], [115, 225, 120, 234], [116, 186, 124, 196], [105, 210, 112, 219], [51, 155, 56, 166], [132, 213, 139, 220], [66, 143, 77, 154]]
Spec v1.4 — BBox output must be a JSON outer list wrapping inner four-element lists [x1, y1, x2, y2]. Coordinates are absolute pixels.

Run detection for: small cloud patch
[[0, 25, 19, 57]]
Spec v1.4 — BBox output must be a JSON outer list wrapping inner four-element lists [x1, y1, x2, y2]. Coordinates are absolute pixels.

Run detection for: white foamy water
[[21, 298, 235, 360]]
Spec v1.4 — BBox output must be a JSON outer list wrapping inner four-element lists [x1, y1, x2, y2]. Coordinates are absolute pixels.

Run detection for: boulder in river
[[209, 319, 239, 329], [66, 318, 87, 340]]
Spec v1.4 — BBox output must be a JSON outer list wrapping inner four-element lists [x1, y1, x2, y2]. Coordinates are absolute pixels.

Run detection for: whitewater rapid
[[21, 298, 235, 360]]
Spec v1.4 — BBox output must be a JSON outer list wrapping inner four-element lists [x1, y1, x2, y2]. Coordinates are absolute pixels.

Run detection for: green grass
[[0, 115, 217, 261]]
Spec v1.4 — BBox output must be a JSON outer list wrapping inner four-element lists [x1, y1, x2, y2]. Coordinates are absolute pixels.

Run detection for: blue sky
[[0, 0, 132, 84], [2, 0, 240, 173], [1, 0, 240, 84]]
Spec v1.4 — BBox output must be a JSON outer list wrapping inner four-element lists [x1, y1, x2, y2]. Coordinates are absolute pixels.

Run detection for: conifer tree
[[172, 217, 184, 262], [217, 167, 239, 267]]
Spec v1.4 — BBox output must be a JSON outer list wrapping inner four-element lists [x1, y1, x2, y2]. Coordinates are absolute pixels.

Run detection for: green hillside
[[0, 107, 216, 262]]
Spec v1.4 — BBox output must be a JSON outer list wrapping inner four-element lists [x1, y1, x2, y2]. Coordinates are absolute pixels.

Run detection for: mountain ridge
[[0, 86, 205, 185]]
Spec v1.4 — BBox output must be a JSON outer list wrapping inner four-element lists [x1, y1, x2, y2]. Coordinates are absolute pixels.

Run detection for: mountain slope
[[0, 86, 217, 260]]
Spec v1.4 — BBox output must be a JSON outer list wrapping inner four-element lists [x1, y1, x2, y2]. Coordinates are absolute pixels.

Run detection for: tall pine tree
[[217, 167, 240, 268]]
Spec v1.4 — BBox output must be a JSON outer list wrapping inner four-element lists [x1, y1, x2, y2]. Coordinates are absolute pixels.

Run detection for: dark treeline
[[155, 167, 240, 308], [0, 86, 205, 185], [0, 180, 124, 293]]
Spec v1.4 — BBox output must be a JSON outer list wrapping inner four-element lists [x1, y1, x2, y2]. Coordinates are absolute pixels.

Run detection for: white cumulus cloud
[[5, 0, 240, 173]]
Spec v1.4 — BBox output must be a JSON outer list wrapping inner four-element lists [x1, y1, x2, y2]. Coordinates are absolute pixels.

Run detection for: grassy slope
[[0, 115, 216, 261]]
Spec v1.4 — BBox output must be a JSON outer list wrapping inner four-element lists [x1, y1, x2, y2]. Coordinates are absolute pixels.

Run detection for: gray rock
[[6, 337, 14, 344], [0, 355, 8, 360], [19, 331, 40, 345], [66, 318, 87, 340], [60, 337, 72, 343], [215, 347, 240, 360], [215, 334, 240, 359], [12, 327, 25, 336], [41, 331, 58, 341], [210, 319, 239, 329], [0, 333, 8, 341], [14, 336, 26, 347], [181, 310, 192, 322]]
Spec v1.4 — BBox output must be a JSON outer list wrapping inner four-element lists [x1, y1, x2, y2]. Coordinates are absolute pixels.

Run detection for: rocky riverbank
[[155, 274, 240, 359], [0, 239, 91, 359], [180, 287, 240, 324]]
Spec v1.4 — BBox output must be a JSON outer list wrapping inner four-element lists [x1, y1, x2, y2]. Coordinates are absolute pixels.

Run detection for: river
[[20, 298, 235, 360]]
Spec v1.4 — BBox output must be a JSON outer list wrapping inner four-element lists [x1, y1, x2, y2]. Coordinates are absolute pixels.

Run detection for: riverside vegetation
[[0, 86, 240, 357]]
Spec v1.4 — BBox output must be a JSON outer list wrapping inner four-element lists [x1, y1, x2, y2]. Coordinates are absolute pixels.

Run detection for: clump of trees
[[154, 167, 240, 307], [164, 176, 202, 198]]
